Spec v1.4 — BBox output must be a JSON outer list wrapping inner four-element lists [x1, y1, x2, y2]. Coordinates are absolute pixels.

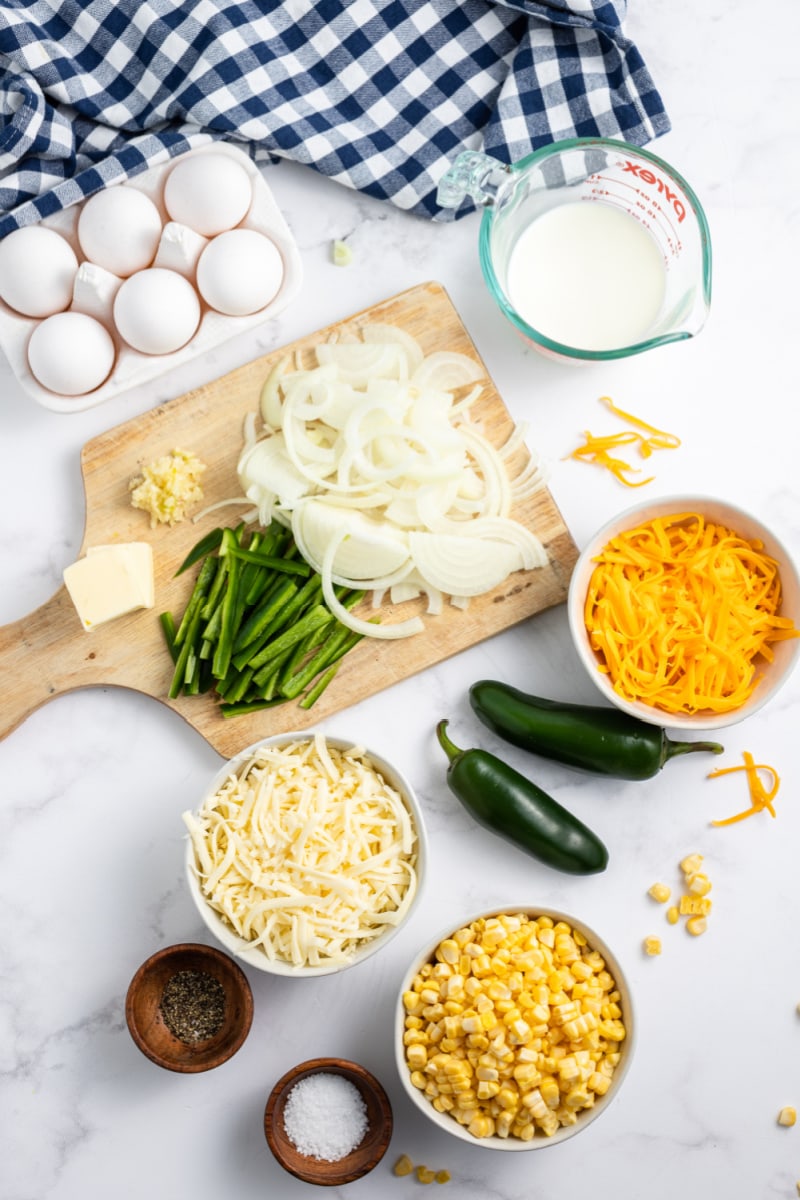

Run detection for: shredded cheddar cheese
[[565, 397, 680, 486], [585, 512, 799, 714], [709, 751, 781, 826]]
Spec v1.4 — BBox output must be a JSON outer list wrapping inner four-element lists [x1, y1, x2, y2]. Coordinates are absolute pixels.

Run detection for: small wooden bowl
[[125, 942, 253, 1073], [264, 1058, 393, 1186]]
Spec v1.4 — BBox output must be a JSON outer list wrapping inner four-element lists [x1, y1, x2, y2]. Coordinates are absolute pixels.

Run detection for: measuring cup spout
[[436, 151, 512, 211]]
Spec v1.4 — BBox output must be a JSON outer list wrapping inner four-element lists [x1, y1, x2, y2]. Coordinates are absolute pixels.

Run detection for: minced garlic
[[129, 447, 206, 527]]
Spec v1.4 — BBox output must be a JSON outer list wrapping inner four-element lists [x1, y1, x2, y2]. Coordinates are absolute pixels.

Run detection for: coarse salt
[[283, 1072, 369, 1162]]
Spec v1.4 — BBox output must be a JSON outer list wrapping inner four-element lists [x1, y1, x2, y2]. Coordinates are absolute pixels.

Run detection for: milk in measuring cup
[[506, 202, 667, 352]]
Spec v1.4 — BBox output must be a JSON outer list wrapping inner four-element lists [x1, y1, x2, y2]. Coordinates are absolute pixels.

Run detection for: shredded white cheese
[[183, 735, 418, 968]]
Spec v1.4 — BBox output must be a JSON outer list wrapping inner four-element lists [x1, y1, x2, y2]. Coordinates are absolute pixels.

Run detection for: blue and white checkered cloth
[[0, 0, 669, 236]]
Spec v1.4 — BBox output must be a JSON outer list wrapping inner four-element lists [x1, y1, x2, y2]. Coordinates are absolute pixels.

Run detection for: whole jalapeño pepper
[[469, 680, 724, 781], [437, 721, 608, 875]]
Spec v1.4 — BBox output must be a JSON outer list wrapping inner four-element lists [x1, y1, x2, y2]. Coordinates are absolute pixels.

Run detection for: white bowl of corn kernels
[[394, 907, 634, 1150]]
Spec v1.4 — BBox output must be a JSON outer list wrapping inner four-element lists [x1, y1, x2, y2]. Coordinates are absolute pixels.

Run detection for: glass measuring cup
[[437, 139, 712, 363]]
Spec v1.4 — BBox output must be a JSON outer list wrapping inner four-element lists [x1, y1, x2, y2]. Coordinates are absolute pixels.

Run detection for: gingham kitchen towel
[[0, 0, 669, 235]]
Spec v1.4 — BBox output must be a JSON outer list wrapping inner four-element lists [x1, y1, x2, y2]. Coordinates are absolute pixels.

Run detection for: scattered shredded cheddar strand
[[599, 396, 682, 458], [709, 751, 780, 826], [565, 396, 680, 485], [585, 513, 799, 714]]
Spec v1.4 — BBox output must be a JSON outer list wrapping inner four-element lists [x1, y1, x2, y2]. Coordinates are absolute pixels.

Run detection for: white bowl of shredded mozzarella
[[183, 733, 425, 975]]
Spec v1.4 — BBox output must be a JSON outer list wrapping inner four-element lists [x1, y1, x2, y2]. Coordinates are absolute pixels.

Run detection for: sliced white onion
[[320, 529, 425, 639], [361, 323, 425, 372], [259, 357, 291, 427], [410, 350, 484, 392], [239, 326, 548, 639], [408, 531, 526, 597], [293, 500, 412, 587], [315, 342, 408, 385], [238, 435, 311, 509]]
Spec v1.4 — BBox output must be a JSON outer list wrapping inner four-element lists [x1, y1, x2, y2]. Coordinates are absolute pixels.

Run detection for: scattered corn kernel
[[643, 937, 662, 956], [778, 1106, 797, 1127], [416, 1165, 437, 1184], [666, 906, 680, 925], [686, 916, 707, 937], [648, 883, 671, 904], [393, 1154, 414, 1177], [680, 853, 703, 875], [435, 1170, 451, 1184], [679, 894, 712, 917], [686, 872, 712, 897]]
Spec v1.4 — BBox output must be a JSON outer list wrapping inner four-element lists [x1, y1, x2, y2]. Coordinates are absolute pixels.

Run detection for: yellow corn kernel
[[477, 1080, 501, 1100], [432, 1096, 454, 1113], [522, 1088, 548, 1119], [589, 1070, 612, 1095], [435, 1170, 451, 1184], [410, 1071, 427, 1090], [437, 939, 460, 964], [393, 1154, 414, 1177], [496, 1111, 514, 1138], [687, 872, 712, 897], [416, 1165, 436, 1184], [467, 1115, 495, 1139], [648, 882, 671, 903], [679, 894, 712, 917], [538, 1109, 560, 1137], [403, 1031, 425, 1049], [666, 906, 680, 925], [643, 937, 662, 957], [778, 1106, 797, 1127], [563, 1011, 600, 1041], [680, 853, 704, 875], [686, 916, 708, 937], [540, 1076, 560, 1108], [496, 1085, 520, 1112], [407, 1043, 428, 1070]]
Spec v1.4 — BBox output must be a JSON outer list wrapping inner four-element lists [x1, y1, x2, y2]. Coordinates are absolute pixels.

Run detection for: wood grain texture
[[264, 1058, 393, 1185], [0, 282, 578, 757]]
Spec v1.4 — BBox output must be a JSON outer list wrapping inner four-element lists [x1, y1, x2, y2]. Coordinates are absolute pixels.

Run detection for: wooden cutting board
[[0, 283, 578, 758]]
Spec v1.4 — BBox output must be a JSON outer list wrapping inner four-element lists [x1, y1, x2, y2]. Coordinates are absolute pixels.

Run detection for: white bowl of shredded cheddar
[[568, 496, 800, 730], [395, 908, 634, 1150], [183, 732, 426, 975]]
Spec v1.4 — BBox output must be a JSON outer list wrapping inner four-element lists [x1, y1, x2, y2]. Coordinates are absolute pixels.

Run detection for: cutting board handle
[[0, 587, 99, 741]]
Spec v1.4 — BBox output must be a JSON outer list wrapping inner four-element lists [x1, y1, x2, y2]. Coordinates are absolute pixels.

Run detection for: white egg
[[113, 268, 201, 354], [0, 226, 79, 318], [164, 153, 253, 237], [27, 312, 116, 396], [78, 187, 163, 277], [196, 229, 284, 317]]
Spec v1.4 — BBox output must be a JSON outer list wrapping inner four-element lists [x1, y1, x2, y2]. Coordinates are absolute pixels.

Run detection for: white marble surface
[[2, 3, 800, 1197]]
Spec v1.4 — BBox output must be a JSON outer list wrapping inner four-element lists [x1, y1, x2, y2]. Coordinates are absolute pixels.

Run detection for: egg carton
[[0, 143, 303, 414]]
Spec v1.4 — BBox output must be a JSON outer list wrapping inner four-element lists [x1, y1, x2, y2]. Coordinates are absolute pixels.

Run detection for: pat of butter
[[63, 543, 154, 632]]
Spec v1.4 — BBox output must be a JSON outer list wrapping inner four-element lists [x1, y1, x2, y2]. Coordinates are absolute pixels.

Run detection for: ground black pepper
[[159, 969, 226, 1042]]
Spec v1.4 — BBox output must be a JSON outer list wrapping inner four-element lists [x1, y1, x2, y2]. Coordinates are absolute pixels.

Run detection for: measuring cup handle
[[436, 151, 511, 210]]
